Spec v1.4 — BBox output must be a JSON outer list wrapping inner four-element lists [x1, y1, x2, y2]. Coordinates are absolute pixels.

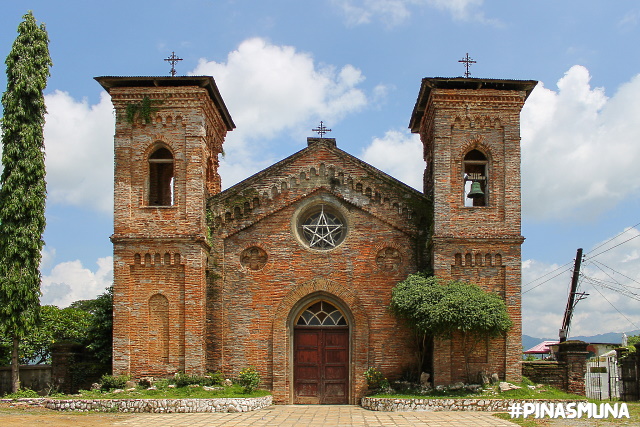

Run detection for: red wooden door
[[294, 327, 349, 404]]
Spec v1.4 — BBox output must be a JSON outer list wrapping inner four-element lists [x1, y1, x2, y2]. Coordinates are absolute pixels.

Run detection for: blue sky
[[1, 0, 639, 339]]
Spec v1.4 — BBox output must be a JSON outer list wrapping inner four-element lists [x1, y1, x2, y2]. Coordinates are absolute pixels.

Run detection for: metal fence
[[619, 354, 639, 401], [585, 358, 620, 400]]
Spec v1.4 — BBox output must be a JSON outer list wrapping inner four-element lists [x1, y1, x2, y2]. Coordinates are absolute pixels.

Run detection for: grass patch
[[50, 383, 270, 400], [494, 401, 640, 426], [369, 379, 584, 400]]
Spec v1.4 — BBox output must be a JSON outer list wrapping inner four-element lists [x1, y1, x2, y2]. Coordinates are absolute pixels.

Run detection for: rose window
[[299, 205, 345, 250]]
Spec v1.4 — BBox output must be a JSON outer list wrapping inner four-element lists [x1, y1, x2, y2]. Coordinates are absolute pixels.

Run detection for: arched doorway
[[293, 300, 349, 404]]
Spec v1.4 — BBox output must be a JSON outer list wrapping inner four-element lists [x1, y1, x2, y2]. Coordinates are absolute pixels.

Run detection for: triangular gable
[[208, 138, 430, 239]]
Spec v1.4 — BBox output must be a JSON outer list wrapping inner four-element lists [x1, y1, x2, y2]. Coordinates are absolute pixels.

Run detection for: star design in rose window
[[301, 206, 344, 249]]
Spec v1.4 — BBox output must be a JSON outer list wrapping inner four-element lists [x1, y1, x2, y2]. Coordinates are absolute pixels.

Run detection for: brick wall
[[522, 361, 567, 390], [522, 341, 589, 395]]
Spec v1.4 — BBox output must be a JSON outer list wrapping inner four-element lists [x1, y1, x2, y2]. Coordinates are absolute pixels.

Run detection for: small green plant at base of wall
[[99, 374, 131, 391], [364, 367, 389, 390], [2, 387, 40, 399], [172, 372, 222, 387], [237, 367, 261, 394]]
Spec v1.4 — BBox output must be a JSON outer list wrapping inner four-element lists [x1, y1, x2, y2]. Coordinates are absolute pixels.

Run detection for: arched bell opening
[[463, 149, 488, 207]]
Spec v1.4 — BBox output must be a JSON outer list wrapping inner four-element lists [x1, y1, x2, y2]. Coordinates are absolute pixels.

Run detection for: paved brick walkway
[[114, 405, 518, 426]]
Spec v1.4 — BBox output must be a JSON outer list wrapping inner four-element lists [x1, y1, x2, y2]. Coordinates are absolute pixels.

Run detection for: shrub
[[172, 372, 223, 387], [137, 377, 152, 388], [4, 387, 40, 399], [99, 374, 130, 391], [206, 371, 223, 385], [364, 367, 389, 390], [237, 367, 260, 393]]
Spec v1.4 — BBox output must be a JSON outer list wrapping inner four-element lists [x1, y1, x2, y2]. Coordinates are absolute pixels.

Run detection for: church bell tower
[[96, 76, 234, 377], [410, 77, 537, 384]]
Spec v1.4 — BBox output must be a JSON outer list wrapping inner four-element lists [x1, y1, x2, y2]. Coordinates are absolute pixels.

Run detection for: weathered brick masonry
[[97, 75, 536, 404], [96, 76, 234, 378], [207, 139, 429, 403]]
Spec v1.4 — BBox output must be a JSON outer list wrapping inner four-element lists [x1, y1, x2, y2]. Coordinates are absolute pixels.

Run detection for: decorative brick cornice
[[110, 234, 211, 250], [208, 142, 429, 239], [432, 236, 525, 245]]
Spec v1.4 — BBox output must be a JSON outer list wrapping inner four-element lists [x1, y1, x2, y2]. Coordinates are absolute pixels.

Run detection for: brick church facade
[[96, 74, 536, 404]]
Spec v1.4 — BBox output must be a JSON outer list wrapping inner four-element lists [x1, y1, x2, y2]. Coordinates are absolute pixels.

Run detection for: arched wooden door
[[293, 301, 349, 404]]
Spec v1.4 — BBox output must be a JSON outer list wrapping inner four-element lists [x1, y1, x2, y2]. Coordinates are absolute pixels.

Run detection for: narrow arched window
[[149, 147, 174, 206], [463, 149, 488, 207]]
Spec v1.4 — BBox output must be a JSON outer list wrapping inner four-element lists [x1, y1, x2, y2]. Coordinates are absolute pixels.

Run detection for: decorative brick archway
[[271, 278, 370, 404]]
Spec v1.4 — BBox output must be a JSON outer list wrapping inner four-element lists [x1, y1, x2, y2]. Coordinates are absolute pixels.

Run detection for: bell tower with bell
[[410, 77, 537, 385]]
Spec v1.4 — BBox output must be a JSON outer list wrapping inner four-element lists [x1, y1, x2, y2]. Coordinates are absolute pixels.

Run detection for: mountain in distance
[[522, 329, 640, 351]]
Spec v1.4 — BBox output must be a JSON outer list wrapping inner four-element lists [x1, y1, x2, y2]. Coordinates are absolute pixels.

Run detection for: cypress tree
[[0, 11, 51, 393]]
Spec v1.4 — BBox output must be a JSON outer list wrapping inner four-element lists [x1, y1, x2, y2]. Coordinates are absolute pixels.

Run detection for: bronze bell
[[467, 181, 484, 198]]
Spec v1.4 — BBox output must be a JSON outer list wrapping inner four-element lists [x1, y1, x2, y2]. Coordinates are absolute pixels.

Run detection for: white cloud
[[522, 227, 640, 338], [360, 129, 423, 190], [332, 0, 413, 27], [427, 0, 485, 21], [41, 256, 113, 307], [521, 65, 640, 220], [331, 0, 487, 27], [191, 37, 368, 188], [44, 90, 114, 213], [40, 246, 56, 271], [618, 11, 639, 30]]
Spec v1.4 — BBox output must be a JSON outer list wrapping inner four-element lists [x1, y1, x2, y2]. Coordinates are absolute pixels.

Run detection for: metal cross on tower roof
[[164, 51, 183, 77], [312, 121, 332, 138], [458, 53, 476, 78]]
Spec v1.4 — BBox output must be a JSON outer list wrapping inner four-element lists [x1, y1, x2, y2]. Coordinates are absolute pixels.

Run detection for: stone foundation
[[43, 396, 272, 412]]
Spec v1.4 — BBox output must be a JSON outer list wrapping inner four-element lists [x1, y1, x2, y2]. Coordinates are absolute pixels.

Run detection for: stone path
[[114, 405, 518, 426]]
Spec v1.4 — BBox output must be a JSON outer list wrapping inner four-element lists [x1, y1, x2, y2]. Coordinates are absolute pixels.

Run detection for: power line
[[584, 221, 640, 256], [522, 222, 639, 294], [585, 274, 640, 290], [583, 276, 640, 301], [522, 260, 573, 290], [582, 263, 640, 300], [522, 265, 573, 294], [584, 233, 640, 261], [589, 260, 640, 289], [587, 281, 640, 330]]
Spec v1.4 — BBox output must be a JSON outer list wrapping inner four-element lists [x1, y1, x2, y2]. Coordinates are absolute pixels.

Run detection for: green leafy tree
[[627, 334, 639, 352], [0, 11, 51, 392], [0, 306, 91, 365], [82, 286, 113, 364], [390, 274, 512, 382]]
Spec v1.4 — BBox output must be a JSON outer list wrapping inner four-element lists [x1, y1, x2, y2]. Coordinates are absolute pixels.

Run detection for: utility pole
[[559, 248, 588, 342]]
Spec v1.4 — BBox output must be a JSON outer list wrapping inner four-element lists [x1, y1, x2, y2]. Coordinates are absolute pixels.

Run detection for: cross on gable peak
[[312, 121, 332, 138]]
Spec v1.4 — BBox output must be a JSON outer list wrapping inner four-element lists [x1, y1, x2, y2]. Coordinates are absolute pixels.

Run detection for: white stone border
[[42, 395, 272, 413], [361, 397, 587, 412]]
